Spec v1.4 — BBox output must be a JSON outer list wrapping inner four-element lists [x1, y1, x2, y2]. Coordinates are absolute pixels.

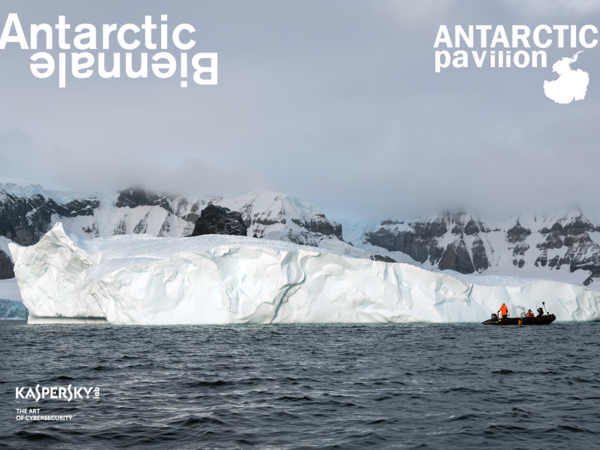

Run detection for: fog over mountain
[[0, 0, 599, 222]]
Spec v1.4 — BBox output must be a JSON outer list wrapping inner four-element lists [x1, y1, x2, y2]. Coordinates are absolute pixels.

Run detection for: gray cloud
[[503, 0, 600, 18], [0, 0, 599, 222]]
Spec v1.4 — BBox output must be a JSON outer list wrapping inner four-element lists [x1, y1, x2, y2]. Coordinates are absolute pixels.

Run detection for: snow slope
[[53, 188, 362, 257], [9, 223, 600, 325]]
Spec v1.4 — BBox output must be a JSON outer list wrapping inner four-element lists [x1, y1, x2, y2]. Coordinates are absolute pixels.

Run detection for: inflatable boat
[[482, 313, 556, 325]]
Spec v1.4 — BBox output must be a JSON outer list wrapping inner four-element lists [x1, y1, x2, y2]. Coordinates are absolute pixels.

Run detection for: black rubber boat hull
[[482, 314, 556, 325]]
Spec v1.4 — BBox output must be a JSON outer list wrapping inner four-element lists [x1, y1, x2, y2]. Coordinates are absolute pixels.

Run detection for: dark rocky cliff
[[115, 187, 173, 213], [0, 250, 14, 279], [534, 217, 600, 285], [365, 211, 600, 283], [190, 204, 248, 237], [366, 213, 491, 274], [0, 191, 98, 246]]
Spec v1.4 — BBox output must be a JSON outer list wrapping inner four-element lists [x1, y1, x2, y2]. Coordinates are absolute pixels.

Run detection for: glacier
[[9, 223, 600, 325]]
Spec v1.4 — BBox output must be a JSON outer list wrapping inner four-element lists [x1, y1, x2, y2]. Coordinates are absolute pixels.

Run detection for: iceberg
[[0, 299, 28, 320], [9, 223, 600, 325]]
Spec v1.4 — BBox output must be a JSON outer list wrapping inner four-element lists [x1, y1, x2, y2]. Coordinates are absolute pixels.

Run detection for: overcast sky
[[0, 0, 599, 222]]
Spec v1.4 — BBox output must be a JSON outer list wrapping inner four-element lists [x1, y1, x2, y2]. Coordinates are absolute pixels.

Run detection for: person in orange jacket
[[498, 303, 508, 319], [527, 309, 534, 318]]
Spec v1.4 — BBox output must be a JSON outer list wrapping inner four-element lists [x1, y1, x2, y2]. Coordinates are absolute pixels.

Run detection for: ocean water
[[1, 321, 599, 449]]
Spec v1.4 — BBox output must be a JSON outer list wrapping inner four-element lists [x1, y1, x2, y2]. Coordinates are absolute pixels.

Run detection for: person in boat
[[498, 303, 508, 319], [527, 309, 534, 318], [537, 307, 544, 317]]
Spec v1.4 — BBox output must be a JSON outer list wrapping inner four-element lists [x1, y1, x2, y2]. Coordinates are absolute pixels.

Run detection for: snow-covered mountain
[[0, 179, 370, 279], [351, 210, 600, 291], [3, 177, 600, 293]]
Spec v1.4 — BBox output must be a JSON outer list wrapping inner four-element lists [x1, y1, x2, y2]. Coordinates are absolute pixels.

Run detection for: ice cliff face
[[9, 223, 600, 325], [359, 210, 600, 289]]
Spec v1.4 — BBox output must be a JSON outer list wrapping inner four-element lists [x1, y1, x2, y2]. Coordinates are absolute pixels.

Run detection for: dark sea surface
[[1, 321, 599, 450]]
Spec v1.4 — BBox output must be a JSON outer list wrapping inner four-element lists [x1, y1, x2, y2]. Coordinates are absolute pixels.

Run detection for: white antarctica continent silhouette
[[543, 51, 589, 104]]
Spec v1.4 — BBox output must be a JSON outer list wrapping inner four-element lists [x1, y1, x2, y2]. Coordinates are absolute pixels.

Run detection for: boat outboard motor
[[491, 313, 498, 321]]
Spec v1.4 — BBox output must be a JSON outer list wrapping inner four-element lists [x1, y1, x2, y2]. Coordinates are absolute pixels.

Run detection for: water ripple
[[1, 322, 599, 449]]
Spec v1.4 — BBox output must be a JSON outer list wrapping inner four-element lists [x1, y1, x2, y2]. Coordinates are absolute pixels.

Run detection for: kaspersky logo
[[433, 25, 597, 104], [16, 384, 100, 401]]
